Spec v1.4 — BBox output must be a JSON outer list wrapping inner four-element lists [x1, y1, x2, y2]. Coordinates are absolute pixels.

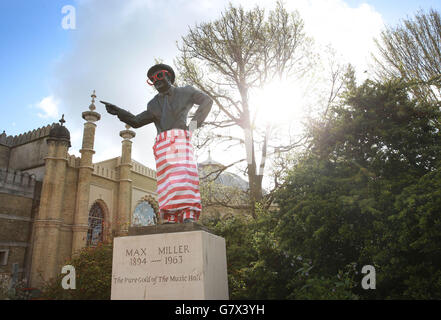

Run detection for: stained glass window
[[87, 202, 104, 246], [132, 201, 157, 226]]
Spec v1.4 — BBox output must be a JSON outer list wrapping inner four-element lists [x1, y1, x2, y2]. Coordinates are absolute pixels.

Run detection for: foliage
[[289, 262, 359, 300], [202, 205, 359, 300], [373, 9, 441, 102], [41, 242, 113, 300], [0, 277, 42, 300], [274, 78, 441, 299], [0, 276, 9, 300], [380, 169, 441, 299]]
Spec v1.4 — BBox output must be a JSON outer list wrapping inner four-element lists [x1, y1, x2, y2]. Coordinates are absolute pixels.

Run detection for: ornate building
[[0, 92, 159, 288]]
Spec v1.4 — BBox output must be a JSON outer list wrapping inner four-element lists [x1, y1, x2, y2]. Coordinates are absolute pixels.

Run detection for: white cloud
[[35, 96, 60, 119], [232, 0, 384, 78], [286, 0, 384, 79]]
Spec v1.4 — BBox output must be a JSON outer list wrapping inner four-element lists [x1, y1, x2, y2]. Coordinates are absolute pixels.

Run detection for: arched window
[[132, 201, 157, 226], [87, 202, 104, 246]]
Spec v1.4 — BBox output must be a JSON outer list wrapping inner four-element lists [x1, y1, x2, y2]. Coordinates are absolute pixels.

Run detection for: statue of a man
[[100, 64, 213, 224]]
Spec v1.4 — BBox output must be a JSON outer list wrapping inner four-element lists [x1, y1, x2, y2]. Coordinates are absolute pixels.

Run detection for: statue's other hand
[[100, 100, 119, 115]]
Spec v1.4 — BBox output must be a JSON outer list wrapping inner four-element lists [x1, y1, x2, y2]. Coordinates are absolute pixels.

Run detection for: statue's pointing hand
[[100, 100, 119, 115]]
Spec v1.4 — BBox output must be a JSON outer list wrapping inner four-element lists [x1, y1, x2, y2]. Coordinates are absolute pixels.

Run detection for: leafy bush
[[0, 277, 42, 300], [274, 79, 441, 299], [202, 207, 359, 299], [42, 242, 113, 300]]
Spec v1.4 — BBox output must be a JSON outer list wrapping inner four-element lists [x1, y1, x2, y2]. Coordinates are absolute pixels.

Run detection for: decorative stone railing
[[92, 164, 118, 180], [65, 155, 156, 181], [0, 168, 36, 198], [114, 157, 156, 179], [131, 161, 156, 179]]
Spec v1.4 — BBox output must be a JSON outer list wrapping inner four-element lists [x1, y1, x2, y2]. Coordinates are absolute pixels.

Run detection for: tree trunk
[[248, 167, 264, 218], [243, 115, 263, 218]]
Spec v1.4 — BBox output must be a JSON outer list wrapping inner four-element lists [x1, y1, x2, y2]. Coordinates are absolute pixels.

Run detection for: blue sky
[[346, 0, 440, 25], [1, 0, 440, 174], [0, 0, 73, 133]]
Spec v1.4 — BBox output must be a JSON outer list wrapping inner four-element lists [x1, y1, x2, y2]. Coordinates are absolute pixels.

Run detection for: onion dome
[[49, 114, 71, 147]]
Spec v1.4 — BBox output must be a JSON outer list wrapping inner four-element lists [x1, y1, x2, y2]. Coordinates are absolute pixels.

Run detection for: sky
[[1, 0, 440, 186]]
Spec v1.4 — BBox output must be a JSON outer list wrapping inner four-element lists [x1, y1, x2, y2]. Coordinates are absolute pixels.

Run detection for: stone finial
[[89, 90, 96, 111], [82, 90, 101, 122], [59, 114, 66, 126]]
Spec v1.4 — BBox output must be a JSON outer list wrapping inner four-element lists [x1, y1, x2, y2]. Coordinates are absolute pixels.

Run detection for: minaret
[[117, 124, 135, 235], [30, 115, 71, 287], [71, 91, 101, 255]]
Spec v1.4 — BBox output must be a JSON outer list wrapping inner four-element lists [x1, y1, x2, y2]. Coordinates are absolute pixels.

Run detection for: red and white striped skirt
[[153, 129, 201, 223]]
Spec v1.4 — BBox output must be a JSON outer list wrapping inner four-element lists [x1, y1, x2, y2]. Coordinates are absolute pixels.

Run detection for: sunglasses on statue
[[146, 70, 170, 85]]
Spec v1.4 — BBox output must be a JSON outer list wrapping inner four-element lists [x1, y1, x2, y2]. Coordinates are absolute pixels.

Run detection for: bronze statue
[[101, 64, 213, 224]]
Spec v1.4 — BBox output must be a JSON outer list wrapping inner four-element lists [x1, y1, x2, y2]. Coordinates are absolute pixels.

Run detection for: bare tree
[[175, 1, 314, 217], [373, 9, 441, 101]]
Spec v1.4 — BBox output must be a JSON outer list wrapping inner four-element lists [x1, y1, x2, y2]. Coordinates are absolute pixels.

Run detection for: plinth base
[[111, 223, 229, 300]]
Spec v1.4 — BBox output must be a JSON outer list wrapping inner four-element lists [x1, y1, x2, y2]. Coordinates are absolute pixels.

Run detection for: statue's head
[[147, 64, 175, 93]]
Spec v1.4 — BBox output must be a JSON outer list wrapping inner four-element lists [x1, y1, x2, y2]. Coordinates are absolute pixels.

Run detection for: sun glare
[[251, 79, 306, 128]]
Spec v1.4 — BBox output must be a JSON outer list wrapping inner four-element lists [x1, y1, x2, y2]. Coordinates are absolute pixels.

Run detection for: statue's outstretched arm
[[115, 108, 155, 128], [101, 101, 155, 128]]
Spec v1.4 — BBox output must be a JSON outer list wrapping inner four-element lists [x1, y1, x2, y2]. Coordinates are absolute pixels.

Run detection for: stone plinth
[[111, 223, 229, 300]]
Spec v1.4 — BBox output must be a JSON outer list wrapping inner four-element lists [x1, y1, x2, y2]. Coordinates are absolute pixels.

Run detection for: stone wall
[[9, 138, 49, 171], [93, 163, 118, 180], [94, 157, 119, 170], [0, 169, 36, 198], [0, 192, 34, 279], [0, 144, 10, 169], [132, 159, 156, 179], [0, 124, 54, 172], [89, 174, 118, 229], [53, 166, 80, 270], [89, 181, 115, 234], [21, 166, 46, 182], [90, 159, 158, 229], [131, 171, 157, 194]]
